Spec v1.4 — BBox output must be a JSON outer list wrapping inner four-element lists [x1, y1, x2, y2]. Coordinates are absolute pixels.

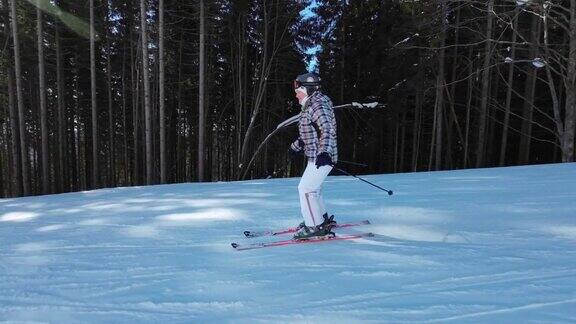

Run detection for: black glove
[[315, 152, 333, 168], [288, 147, 303, 159]]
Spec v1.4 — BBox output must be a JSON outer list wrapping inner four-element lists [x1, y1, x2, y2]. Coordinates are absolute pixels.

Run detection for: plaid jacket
[[291, 91, 338, 163]]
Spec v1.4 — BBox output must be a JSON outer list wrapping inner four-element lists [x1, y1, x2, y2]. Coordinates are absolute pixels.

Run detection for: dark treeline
[[0, 0, 575, 198]]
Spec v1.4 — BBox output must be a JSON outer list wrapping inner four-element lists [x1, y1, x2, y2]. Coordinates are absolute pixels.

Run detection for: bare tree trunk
[[446, 7, 461, 170], [9, 0, 30, 195], [562, 0, 576, 162], [340, 4, 346, 103], [542, 4, 564, 161], [393, 117, 399, 172], [90, 0, 99, 188], [72, 55, 81, 191], [131, 29, 140, 185], [518, 15, 540, 165], [176, 33, 184, 182], [37, 7, 50, 194], [55, 18, 66, 192], [434, 17, 446, 170], [432, 0, 447, 171], [7, 63, 21, 196], [73, 53, 86, 190], [499, 7, 519, 166], [122, 45, 129, 185], [0, 135, 4, 196], [232, 5, 248, 178], [486, 71, 500, 165], [475, 0, 494, 168], [239, 3, 289, 179], [464, 47, 474, 168], [140, 0, 153, 185], [107, 40, 115, 187], [3, 0, 21, 196], [433, 82, 444, 171], [198, 0, 205, 182], [159, 0, 167, 183], [428, 100, 437, 171], [79, 120, 86, 190], [412, 61, 423, 171], [399, 111, 406, 171]]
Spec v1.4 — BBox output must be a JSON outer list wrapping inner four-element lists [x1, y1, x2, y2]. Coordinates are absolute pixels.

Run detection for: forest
[[0, 0, 575, 197]]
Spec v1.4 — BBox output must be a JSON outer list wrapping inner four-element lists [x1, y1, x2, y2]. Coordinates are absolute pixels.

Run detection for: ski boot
[[292, 214, 337, 240], [292, 225, 331, 240]]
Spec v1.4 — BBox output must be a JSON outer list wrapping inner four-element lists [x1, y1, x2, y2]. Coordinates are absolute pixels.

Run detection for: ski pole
[[337, 160, 368, 167], [332, 166, 393, 196]]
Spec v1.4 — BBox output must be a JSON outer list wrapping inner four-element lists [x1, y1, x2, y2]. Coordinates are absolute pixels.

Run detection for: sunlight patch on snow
[[4, 255, 55, 267], [14, 241, 59, 253], [544, 225, 576, 240], [443, 185, 502, 192], [338, 270, 402, 278], [330, 200, 360, 207], [7, 242, 59, 267], [36, 224, 70, 232], [123, 198, 158, 203], [156, 208, 244, 225], [326, 177, 358, 184], [182, 198, 260, 208], [214, 192, 275, 198], [256, 313, 367, 323], [79, 198, 194, 213], [241, 182, 266, 185], [80, 188, 118, 196], [11, 202, 47, 208], [440, 175, 503, 181], [122, 224, 161, 238], [78, 218, 117, 226], [3, 309, 78, 323], [47, 207, 84, 214], [81, 202, 127, 210], [148, 205, 181, 211], [427, 298, 576, 322], [0, 211, 40, 222], [496, 204, 550, 214], [136, 301, 244, 312]]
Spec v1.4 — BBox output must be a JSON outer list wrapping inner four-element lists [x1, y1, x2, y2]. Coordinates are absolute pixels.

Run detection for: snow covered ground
[[1, 163, 576, 323]]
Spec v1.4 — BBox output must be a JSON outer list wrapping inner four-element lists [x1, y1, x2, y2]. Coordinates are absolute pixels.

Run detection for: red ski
[[243, 220, 371, 238], [231, 232, 374, 251]]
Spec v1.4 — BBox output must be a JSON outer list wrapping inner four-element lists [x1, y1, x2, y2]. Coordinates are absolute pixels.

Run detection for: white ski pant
[[298, 161, 333, 227]]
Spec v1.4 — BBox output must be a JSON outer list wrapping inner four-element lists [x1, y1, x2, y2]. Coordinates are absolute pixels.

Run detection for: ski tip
[[362, 220, 371, 225]]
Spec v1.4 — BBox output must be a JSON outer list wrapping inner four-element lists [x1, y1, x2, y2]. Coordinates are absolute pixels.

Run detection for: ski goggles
[[294, 80, 320, 89], [293, 81, 306, 93]]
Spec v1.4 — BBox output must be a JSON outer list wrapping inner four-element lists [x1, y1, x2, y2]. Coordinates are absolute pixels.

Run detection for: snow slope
[[1, 163, 576, 323]]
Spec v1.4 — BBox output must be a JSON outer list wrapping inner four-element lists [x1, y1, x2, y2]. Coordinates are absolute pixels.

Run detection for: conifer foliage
[[0, 0, 575, 197]]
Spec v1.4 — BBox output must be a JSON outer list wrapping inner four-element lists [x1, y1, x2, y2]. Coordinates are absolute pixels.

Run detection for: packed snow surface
[[1, 163, 576, 323]]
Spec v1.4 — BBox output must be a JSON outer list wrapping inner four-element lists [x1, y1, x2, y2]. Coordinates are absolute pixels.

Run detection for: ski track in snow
[[1, 163, 576, 322]]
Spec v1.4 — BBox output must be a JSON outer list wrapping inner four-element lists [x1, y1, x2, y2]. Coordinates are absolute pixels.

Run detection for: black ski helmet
[[294, 72, 321, 94]]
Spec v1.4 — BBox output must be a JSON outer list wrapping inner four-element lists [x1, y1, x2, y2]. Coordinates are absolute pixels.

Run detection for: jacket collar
[[301, 91, 319, 111]]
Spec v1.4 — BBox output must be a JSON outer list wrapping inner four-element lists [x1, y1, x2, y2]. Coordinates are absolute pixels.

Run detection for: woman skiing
[[289, 72, 338, 239]]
